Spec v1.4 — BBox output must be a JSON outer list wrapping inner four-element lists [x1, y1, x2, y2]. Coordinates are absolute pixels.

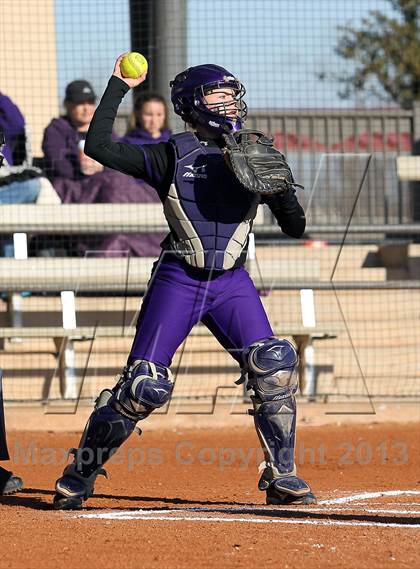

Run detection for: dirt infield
[[0, 423, 419, 569]]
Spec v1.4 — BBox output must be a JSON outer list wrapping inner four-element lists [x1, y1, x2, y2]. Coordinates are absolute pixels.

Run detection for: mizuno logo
[[185, 164, 206, 173], [183, 164, 207, 179]]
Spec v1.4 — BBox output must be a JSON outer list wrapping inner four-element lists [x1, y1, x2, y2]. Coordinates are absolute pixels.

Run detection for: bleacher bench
[[0, 202, 334, 399], [396, 156, 420, 182], [0, 256, 320, 292], [0, 306, 339, 399]]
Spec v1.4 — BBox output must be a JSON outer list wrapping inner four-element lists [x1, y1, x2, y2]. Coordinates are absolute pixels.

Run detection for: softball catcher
[[53, 56, 316, 509]]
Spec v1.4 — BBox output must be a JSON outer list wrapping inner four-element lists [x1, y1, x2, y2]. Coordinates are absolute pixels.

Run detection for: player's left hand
[[223, 129, 304, 195], [112, 53, 147, 89]]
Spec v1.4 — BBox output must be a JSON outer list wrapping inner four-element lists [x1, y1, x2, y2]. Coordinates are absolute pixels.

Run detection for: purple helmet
[[170, 64, 247, 135]]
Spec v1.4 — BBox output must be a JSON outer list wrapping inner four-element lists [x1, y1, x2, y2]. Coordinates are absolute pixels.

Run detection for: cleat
[[52, 463, 107, 510], [0, 473, 24, 496], [55, 474, 90, 500], [265, 476, 317, 506], [53, 493, 83, 510], [266, 488, 317, 505], [53, 475, 87, 510]]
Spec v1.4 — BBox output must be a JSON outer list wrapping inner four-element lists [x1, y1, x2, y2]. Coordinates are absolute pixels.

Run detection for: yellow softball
[[120, 52, 148, 79]]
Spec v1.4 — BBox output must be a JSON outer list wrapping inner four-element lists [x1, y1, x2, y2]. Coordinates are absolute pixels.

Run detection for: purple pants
[[129, 253, 273, 367]]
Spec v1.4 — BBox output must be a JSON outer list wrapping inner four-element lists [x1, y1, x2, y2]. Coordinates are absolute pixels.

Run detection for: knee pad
[[243, 337, 298, 402], [112, 359, 174, 422]]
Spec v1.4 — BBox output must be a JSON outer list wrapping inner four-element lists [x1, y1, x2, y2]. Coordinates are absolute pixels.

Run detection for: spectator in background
[[0, 92, 43, 256], [0, 91, 42, 203], [42, 80, 104, 200], [121, 92, 171, 146], [97, 92, 172, 255], [41, 80, 163, 256], [0, 91, 27, 166], [0, 96, 30, 495]]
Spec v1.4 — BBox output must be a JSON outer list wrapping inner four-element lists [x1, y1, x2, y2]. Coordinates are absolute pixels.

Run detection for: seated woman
[[42, 81, 164, 257], [96, 92, 172, 256], [121, 92, 172, 146]]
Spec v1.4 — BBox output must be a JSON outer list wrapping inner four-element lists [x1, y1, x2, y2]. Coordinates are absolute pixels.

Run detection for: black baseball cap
[[65, 80, 96, 104]]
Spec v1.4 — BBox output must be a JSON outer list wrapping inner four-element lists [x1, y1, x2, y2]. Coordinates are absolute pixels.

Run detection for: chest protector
[[164, 132, 260, 270]]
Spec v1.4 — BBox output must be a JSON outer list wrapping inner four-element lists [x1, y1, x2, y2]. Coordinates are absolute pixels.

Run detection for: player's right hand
[[112, 53, 147, 89]]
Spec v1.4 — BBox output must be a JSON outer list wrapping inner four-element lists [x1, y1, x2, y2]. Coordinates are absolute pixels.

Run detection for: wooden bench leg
[[53, 337, 66, 399], [292, 334, 315, 399], [62, 339, 78, 400], [53, 337, 78, 400], [377, 243, 409, 279], [6, 294, 23, 343]]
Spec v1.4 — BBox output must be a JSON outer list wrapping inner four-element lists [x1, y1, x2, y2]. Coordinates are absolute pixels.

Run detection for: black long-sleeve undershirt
[[85, 75, 306, 238]]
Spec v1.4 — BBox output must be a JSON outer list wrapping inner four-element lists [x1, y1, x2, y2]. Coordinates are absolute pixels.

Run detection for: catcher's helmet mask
[[170, 64, 247, 136]]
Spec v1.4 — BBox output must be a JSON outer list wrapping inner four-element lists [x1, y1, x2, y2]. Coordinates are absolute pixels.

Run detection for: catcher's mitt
[[223, 129, 303, 196]]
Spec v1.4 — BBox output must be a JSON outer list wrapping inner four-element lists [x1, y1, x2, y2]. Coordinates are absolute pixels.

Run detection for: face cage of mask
[[195, 81, 248, 124]]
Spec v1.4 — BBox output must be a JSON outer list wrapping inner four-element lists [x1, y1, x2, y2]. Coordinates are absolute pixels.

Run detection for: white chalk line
[[76, 490, 420, 528], [81, 507, 420, 519], [103, 507, 420, 515], [80, 505, 420, 517], [362, 502, 420, 507], [78, 513, 419, 529], [362, 509, 420, 515], [319, 490, 420, 505]]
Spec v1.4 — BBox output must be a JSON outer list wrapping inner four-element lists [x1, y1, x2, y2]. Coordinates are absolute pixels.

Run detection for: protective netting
[[0, 0, 419, 404]]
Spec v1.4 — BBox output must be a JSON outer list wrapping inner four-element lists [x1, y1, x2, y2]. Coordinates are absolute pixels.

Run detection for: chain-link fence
[[1, 0, 419, 404]]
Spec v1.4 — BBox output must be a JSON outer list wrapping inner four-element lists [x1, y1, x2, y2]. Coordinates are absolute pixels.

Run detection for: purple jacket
[[119, 127, 171, 146], [42, 116, 83, 180], [0, 92, 26, 166], [42, 116, 121, 179], [42, 118, 165, 256], [42, 116, 154, 201]]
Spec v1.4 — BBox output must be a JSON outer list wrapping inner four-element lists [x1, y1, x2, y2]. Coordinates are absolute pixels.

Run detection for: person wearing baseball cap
[[42, 79, 102, 182], [41, 78, 161, 257], [64, 80, 97, 105]]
